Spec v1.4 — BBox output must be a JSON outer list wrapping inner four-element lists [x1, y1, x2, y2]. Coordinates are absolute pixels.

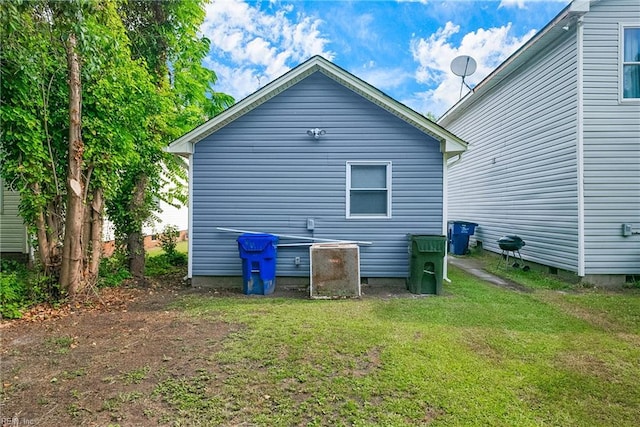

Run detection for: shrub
[[98, 255, 132, 288], [158, 225, 187, 266], [0, 259, 60, 318], [0, 270, 25, 318], [145, 254, 178, 276], [0, 260, 29, 318]]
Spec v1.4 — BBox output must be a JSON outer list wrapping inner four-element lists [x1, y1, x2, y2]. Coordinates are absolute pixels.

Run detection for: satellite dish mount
[[450, 55, 477, 99]]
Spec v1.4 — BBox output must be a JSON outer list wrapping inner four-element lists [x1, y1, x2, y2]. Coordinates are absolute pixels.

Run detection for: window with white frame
[[622, 26, 640, 99], [346, 161, 391, 219]]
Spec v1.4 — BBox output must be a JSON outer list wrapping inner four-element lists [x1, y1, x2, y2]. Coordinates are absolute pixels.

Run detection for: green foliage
[[424, 111, 439, 121], [168, 251, 188, 267], [144, 253, 185, 277], [1, 0, 166, 290], [98, 255, 132, 288], [0, 269, 25, 318], [624, 275, 640, 289], [1, 0, 231, 291], [108, 0, 233, 276], [121, 366, 150, 385], [159, 225, 179, 254], [0, 259, 58, 318], [0, 0, 69, 230], [157, 225, 187, 266]]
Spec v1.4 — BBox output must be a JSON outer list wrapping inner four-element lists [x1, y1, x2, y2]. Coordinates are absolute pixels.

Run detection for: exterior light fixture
[[307, 128, 326, 139]]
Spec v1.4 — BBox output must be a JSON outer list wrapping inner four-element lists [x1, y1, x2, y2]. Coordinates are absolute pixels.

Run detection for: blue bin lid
[[237, 233, 279, 252], [448, 221, 478, 227]]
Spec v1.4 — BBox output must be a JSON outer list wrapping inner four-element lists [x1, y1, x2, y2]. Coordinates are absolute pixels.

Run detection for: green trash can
[[407, 235, 446, 295]]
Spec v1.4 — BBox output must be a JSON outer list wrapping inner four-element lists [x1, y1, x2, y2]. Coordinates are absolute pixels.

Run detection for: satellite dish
[[450, 55, 477, 77], [450, 55, 477, 99]]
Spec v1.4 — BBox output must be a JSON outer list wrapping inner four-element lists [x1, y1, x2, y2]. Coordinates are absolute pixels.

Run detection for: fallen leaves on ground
[[0, 274, 185, 328]]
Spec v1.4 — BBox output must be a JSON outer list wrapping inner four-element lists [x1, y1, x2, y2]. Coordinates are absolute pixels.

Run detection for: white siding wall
[[582, 0, 640, 275], [0, 185, 28, 254], [444, 32, 581, 272], [145, 200, 188, 235]]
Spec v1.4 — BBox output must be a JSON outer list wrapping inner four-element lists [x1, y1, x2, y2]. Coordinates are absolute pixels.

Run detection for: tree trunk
[[60, 32, 85, 297], [34, 206, 52, 269], [87, 188, 103, 281], [127, 174, 148, 281]]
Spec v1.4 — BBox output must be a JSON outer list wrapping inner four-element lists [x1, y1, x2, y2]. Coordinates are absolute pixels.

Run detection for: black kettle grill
[[497, 235, 529, 271]]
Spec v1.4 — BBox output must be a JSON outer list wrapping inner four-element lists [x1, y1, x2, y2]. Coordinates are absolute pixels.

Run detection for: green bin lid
[[410, 235, 446, 253]]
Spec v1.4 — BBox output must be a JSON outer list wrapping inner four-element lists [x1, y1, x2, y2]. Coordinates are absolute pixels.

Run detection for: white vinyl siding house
[[440, 0, 640, 285], [582, 0, 640, 276], [445, 29, 580, 272], [168, 56, 466, 286], [0, 180, 29, 258]]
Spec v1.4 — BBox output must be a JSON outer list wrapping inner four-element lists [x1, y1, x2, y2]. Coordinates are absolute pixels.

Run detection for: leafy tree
[[1, 1, 67, 278], [425, 111, 439, 122], [1, 0, 157, 296], [1, 0, 233, 297], [110, 0, 233, 279]]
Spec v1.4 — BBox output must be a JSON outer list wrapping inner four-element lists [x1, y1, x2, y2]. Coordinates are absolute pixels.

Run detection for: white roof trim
[[166, 56, 467, 156]]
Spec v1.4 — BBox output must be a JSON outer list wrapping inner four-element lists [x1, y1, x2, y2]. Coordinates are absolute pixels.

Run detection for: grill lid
[[497, 235, 525, 251]]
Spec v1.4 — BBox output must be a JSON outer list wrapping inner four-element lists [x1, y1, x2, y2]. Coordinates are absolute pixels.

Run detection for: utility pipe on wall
[[216, 227, 373, 246]]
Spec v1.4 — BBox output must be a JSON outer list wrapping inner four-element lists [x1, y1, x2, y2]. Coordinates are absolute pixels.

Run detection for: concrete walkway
[[448, 255, 531, 292]]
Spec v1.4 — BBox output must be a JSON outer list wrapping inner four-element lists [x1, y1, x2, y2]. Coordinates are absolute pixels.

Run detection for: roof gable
[[167, 56, 467, 156]]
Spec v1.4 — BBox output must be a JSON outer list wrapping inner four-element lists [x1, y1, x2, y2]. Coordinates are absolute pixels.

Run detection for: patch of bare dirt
[[0, 271, 444, 426], [0, 276, 235, 426]]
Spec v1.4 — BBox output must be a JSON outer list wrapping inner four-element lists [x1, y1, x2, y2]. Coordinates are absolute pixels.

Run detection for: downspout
[[442, 145, 451, 283], [446, 153, 464, 167], [187, 152, 194, 280], [576, 16, 586, 277]]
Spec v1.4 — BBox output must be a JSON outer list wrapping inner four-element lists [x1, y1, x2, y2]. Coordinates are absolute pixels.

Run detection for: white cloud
[[354, 13, 377, 42], [499, 0, 528, 9], [409, 21, 536, 116], [357, 64, 412, 93], [499, 0, 570, 9], [201, 0, 334, 101]]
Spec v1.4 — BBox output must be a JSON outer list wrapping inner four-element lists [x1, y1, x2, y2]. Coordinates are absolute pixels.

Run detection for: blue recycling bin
[[237, 233, 279, 295], [448, 221, 478, 255]]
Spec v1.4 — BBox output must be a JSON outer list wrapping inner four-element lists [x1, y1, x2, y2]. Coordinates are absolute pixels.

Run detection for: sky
[[200, 0, 571, 117]]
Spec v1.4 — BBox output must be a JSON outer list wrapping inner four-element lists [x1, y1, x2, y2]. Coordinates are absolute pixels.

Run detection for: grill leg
[[515, 250, 530, 271], [498, 251, 506, 268], [511, 250, 520, 268]]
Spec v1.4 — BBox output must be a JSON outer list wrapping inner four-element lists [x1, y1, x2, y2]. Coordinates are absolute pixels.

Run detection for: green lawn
[[146, 239, 188, 256], [163, 266, 640, 426]]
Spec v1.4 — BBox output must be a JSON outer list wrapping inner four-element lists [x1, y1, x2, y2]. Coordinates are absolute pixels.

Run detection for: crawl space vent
[[309, 243, 360, 299]]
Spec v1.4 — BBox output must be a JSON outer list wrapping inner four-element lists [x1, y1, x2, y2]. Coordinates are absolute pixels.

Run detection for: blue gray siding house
[[167, 56, 467, 286], [440, 0, 640, 285]]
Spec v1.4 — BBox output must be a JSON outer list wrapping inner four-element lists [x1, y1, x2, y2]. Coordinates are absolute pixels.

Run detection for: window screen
[[347, 162, 391, 218], [623, 27, 640, 99]]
